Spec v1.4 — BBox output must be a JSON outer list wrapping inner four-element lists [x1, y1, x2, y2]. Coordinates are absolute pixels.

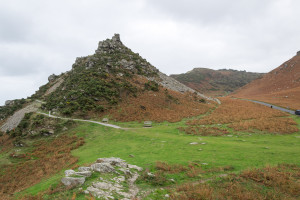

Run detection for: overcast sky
[[1, 0, 300, 105]]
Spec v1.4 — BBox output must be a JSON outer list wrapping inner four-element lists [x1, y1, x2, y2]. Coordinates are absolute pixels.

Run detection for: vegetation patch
[[169, 164, 300, 200], [178, 126, 229, 136], [187, 98, 298, 134], [0, 135, 83, 199], [111, 89, 214, 122]]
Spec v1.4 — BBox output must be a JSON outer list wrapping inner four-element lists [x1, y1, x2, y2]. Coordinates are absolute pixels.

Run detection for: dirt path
[[36, 112, 122, 129]]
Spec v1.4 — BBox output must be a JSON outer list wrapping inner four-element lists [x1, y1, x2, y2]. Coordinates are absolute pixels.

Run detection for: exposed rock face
[[297, 51, 300, 56], [95, 33, 124, 54], [91, 163, 116, 173], [5, 100, 14, 106], [61, 157, 143, 200], [71, 34, 159, 77], [61, 177, 85, 187], [48, 74, 57, 82]]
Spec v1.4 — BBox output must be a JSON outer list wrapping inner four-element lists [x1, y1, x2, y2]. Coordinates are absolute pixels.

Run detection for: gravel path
[[36, 112, 122, 129]]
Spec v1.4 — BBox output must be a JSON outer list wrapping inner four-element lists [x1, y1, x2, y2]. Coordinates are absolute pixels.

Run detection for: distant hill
[[233, 52, 300, 110], [171, 68, 264, 97]]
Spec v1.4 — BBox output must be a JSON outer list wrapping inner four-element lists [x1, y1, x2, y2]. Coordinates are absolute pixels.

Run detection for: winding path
[[36, 112, 122, 129]]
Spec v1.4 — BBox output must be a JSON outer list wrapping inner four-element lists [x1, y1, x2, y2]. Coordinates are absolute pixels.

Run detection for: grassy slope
[[20, 115, 300, 198]]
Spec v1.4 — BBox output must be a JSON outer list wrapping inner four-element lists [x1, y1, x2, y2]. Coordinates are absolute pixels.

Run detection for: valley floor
[[1, 98, 299, 199]]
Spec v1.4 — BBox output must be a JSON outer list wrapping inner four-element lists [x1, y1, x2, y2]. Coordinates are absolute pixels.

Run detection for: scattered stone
[[144, 121, 152, 127], [165, 194, 170, 198], [48, 74, 57, 82], [91, 163, 115, 173], [201, 163, 208, 165], [61, 177, 85, 187], [264, 147, 269, 149], [129, 154, 135, 158], [65, 170, 76, 177], [198, 149, 203, 151], [78, 167, 91, 172], [201, 142, 206, 145], [169, 179, 175, 183], [227, 135, 233, 137], [62, 127, 68, 131], [75, 171, 92, 177], [128, 164, 143, 171], [102, 118, 109, 123], [189, 142, 198, 145], [14, 141, 24, 147], [147, 172, 155, 177], [5, 100, 14, 106], [96, 157, 127, 168]]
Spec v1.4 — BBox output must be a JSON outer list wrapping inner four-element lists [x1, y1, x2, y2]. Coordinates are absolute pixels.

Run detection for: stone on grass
[[189, 142, 198, 145], [78, 167, 91, 172], [144, 121, 152, 127], [128, 164, 143, 172], [61, 177, 85, 186], [65, 170, 75, 177], [102, 118, 109, 123], [97, 157, 127, 168], [76, 171, 92, 177], [91, 163, 115, 173]]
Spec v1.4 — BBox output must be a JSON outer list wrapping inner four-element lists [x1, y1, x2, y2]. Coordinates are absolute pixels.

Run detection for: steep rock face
[[233, 52, 300, 110]]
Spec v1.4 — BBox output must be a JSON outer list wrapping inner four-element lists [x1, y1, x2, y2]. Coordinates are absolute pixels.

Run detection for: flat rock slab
[[91, 163, 115, 173], [61, 177, 85, 186]]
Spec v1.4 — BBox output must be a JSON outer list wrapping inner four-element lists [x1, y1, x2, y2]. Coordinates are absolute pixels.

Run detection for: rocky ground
[[0, 101, 41, 132], [61, 157, 143, 200]]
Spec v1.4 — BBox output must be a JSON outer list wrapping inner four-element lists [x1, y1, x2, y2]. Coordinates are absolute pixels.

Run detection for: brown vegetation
[[0, 135, 84, 200], [233, 54, 300, 110], [178, 126, 229, 136], [170, 164, 300, 200], [185, 98, 298, 134], [109, 84, 214, 122]]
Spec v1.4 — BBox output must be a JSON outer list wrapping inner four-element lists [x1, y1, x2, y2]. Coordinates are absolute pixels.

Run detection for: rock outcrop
[[61, 157, 143, 200]]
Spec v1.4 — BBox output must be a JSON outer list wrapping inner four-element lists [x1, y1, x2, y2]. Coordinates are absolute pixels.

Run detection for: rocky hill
[[233, 52, 300, 110], [171, 68, 263, 97], [1, 34, 215, 132]]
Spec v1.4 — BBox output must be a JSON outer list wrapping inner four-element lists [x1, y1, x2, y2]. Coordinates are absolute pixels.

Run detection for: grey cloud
[[0, 0, 300, 105]]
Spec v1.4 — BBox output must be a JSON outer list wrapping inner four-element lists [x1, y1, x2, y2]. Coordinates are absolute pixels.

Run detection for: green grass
[[17, 115, 300, 198]]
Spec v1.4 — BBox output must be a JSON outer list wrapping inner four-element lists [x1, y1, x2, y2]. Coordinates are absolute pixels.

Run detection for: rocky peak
[[95, 33, 125, 54]]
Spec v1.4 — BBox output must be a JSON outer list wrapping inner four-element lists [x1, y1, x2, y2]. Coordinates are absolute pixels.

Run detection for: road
[[244, 99, 296, 115]]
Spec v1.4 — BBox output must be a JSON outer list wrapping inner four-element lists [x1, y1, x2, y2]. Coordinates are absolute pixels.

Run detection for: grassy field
[[17, 112, 300, 199]]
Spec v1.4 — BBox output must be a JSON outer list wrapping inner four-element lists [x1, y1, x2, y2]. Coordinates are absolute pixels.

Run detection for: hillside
[[233, 52, 300, 110], [0, 34, 214, 133], [0, 36, 299, 200], [171, 68, 263, 97]]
